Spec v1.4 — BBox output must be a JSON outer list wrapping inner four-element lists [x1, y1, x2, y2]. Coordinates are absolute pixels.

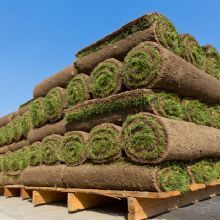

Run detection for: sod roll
[[87, 123, 122, 163], [0, 113, 13, 128], [75, 14, 182, 73], [203, 45, 220, 79], [181, 34, 206, 70], [209, 106, 220, 129], [20, 165, 65, 187], [13, 116, 23, 142], [66, 73, 90, 107], [42, 134, 63, 165], [90, 58, 122, 98], [33, 65, 75, 98], [62, 131, 89, 166], [21, 112, 32, 138], [43, 87, 66, 122], [0, 146, 9, 154], [28, 119, 67, 143], [8, 140, 29, 152], [29, 97, 47, 128], [29, 142, 43, 166], [122, 112, 220, 164], [123, 41, 220, 104]]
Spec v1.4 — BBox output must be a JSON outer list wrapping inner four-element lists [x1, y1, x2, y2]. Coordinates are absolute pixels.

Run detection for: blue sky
[[0, 0, 219, 116]]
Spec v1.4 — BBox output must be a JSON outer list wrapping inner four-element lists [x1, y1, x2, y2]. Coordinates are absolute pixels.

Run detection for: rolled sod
[[150, 92, 185, 120], [20, 165, 66, 187], [75, 13, 183, 73], [0, 146, 9, 154], [8, 140, 29, 152], [62, 131, 89, 166], [14, 98, 33, 118], [21, 112, 32, 138], [203, 45, 220, 79], [181, 34, 206, 70], [13, 116, 23, 142], [28, 119, 67, 143], [209, 106, 220, 129], [0, 113, 13, 128], [188, 159, 220, 184], [42, 134, 63, 165], [87, 123, 122, 163], [29, 142, 43, 166], [3, 122, 14, 145], [123, 41, 220, 104], [43, 87, 66, 123], [33, 65, 76, 98], [182, 99, 211, 126], [16, 147, 29, 171], [90, 58, 123, 98], [122, 112, 220, 164], [29, 97, 47, 128], [66, 73, 90, 107]]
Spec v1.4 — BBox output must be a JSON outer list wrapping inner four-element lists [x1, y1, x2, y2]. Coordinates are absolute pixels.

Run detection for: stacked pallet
[[0, 12, 220, 198]]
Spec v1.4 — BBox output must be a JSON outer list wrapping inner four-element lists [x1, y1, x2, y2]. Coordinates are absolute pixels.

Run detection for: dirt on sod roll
[[203, 45, 220, 79], [90, 58, 123, 98], [123, 41, 220, 104], [0, 113, 14, 127], [122, 112, 220, 164], [43, 87, 66, 123], [87, 123, 122, 163], [29, 142, 43, 166], [2, 172, 21, 185], [66, 73, 90, 107], [42, 134, 63, 165], [62, 131, 89, 166], [33, 65, 75, 98], [0, 146, 9, 154], [20, 165, 65, 187], [8, 140, 29, 152], [181, 34, 206, 70], [28, 119, 67, 143], [29, 97, 47, 128], [75, 16, 183, 73]]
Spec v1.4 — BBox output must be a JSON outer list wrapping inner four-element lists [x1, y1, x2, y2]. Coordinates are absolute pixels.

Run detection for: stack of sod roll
[[0, 12, 220, 193]]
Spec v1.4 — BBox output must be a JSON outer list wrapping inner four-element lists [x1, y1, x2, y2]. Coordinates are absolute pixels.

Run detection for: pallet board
[[1, 182, 220, 220]]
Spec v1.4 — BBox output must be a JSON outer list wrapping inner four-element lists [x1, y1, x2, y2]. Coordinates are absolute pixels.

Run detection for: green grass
[[42, 135, 63, 165], [43, 87, 65, 122], [123, 43, 161, 89], [76, 13, 181, 58], [21, 112, 32, 138], [66, 73, 90, 107], [62, 132, 88, 166], [13, 116, 23, 142], [91, 59, 122, 98], [123, 112, 166, 162], [87, 123, 122, 163], [29, 142, 43, 166], [203, 45, 220, 79], [3, 122, 14, 145], [209, 106, 220, 129], [181, 34, 206, 70], [159, 162, 191, 192], [29, 98, 46, 127]]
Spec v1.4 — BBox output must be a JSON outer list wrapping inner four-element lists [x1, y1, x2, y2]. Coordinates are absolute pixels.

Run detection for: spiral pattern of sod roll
[[122, 112, 166, 163], [17, 147, 29, 171], [3, 122, 14, 145], [42, 134, 63, 165], [159, 162, 191, 193], [21, 112, 32, 138], [190, 159, 219, 184], [43, 87, 66, 123], [203, 45, 220, 79], [123, 42, 162, 89], [13, 116, 23, 142], [87, 123, 122, 163], [150, 92, 185, 120], [182, 99, 211, 126], [29, 142, 43, 166], [209, 106, 220, 129], [62, 131, 89, 166], [181, 34, 206, 70], [7, 152, 19, 172], [29, 97, 47, 128], [66, 73, 90, 107], [90, 58, 123, 98]]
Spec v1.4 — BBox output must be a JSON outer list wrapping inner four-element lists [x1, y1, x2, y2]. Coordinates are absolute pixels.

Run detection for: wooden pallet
[[1, 181, 220, 220]]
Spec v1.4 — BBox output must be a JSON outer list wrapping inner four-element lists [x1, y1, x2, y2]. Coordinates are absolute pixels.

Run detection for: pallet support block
[[4, 187, 20, 198], [20, 188, 32, 200], [68, 192, 115, 212], [32, 190, 66, 206], [0, 187, 4, 195]]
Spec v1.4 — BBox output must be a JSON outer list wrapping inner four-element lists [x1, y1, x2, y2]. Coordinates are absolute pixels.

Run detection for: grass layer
[[91, 58, 122, 98], [66, 73, 90, 107], [29, 142, 43, 166], [87, 123, 122, 163], [123, 113, 166, 162]]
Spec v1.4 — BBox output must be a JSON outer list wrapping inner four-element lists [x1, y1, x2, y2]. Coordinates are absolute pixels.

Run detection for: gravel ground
[[0, 196, 219, 220]]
